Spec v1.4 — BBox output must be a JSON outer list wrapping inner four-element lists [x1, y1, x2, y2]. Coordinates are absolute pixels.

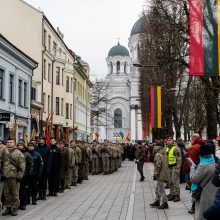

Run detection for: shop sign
[[0, 113, 10, 122]]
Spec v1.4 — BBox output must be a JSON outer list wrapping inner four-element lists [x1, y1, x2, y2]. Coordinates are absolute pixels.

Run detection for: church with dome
[[95, 17, 144, 143]]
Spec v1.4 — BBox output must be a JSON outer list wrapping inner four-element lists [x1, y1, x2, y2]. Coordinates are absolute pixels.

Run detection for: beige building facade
[[0, 0, 92, 142]]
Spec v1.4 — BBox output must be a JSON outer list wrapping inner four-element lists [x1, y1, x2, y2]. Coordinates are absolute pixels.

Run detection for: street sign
[[0, 113, 10, 122]]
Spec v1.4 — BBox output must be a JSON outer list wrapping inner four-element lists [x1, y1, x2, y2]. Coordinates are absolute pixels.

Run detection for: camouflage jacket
[[4, 146, 25, 179], [0, 144, 9, 180], [86, 147, 93, 161], [74, 146, 82, 165], [153, 148, 168, 182]]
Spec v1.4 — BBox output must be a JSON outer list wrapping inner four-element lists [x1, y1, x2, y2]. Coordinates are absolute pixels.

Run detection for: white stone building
[[94, 17, 144, 142]]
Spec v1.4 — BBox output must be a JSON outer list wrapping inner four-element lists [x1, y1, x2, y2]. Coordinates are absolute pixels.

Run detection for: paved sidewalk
[[3, 161, 194, 220]]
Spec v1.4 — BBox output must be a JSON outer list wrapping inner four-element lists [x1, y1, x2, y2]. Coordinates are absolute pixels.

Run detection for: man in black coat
[[48, 138, 61, 196], [36, 137, 52, 200], [27, 142, 43, 205]]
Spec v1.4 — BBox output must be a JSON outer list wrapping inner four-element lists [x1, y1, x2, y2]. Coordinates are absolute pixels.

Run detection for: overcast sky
[[24, 0, 146, 80]]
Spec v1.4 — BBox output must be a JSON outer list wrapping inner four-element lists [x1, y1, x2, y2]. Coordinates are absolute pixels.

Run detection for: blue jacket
[[203, 188, 220, 220]]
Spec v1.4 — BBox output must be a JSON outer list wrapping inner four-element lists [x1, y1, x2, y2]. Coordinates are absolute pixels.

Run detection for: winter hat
[[199, 143, 215, 156], [17, 139, 25, 146]]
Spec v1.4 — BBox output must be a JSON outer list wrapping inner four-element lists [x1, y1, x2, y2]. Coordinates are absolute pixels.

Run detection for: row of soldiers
[[0, 137, 123, 217]]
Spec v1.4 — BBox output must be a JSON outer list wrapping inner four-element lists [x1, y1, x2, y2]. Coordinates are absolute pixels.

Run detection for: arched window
[[110, 62, 113, 74], [114, 108, 122, 128], [116, 61, 120, 74], [124, 62, 127, 74]]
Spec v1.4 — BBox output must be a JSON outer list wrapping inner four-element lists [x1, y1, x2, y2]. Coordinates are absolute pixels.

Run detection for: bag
[[192, 185, 203, 200], [191, 175, 213, 201]]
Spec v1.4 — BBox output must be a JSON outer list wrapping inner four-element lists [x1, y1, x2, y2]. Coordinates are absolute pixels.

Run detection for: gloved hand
[[153, 176, 158, 181], [16, 177, 22, 182], [0, 175, 6, 181]]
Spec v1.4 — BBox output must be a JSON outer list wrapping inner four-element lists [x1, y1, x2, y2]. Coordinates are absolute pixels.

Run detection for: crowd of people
[[0, 137, 124, 216], [135, 133, 220, 220]]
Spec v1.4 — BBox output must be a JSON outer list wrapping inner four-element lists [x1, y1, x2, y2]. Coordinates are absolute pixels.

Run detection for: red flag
[[65, 127, 69, 144]]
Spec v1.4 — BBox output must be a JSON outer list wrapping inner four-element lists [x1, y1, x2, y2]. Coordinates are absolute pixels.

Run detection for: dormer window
[[117, 61, 120, 74]]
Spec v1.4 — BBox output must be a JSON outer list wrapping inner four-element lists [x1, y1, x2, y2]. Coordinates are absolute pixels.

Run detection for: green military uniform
[[153, 146, 168, 204], [85, 145, 92, 179], [167, 145, 182, 201], [91, 144, 100, 174], [73, 145, 82, 185], [101, 144, 110, 174], [0, 144, 9, 210], [4, 146, 25, 212]]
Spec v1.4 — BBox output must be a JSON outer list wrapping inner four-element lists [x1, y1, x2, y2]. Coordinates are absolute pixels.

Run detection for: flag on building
[[189, 0, 220, 76], [65, 127, 69, 144], [150, 85, 162, 128], [56, 125, 61, 141]]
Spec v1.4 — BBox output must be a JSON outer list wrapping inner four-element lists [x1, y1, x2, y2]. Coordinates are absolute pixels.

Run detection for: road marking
[[126, 165, 137, 220]]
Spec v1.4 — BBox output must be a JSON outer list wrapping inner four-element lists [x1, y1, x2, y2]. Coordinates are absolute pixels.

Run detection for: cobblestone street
[[3, 161, 194, 220]]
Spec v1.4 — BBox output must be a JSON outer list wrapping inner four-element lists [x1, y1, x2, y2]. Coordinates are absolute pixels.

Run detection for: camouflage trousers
[[66, 168, 73, 187], [73, 165, 79, 183], [155, 180, 167, 203], [85, 163, 89, 178], [0, 181, 4, 209], [102, 157, 110, 173], [4, 178, 20, 209], [92, 158, 99, 173], [168, 166, 180, 196]]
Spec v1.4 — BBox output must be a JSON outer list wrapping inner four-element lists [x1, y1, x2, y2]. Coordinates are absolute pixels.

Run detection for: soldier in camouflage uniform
[[101, 141, 110, 175], [0, 141, 9, 212], [166, 137, 182, 202], [67, 141, 75, 188], [150, 143, 169, 209], [85, 144, 92, 180], [3, 137, 25, 216], [91, 142, 100, 175], [73, 143, 82, 186], [135, 141, 146, 181]]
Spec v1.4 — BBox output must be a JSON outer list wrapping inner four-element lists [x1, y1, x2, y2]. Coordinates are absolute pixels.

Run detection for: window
[[43, 59, 46, 79], [9, 74, 14, 103], [110, 62, 113, 74], [62, 68, 64, 85], [53, 41, 57, 55], [70, 104, 72, 119], [74, 79, 77, 91], [48, 63, 51, 82], [48, 35, 51, 51], [0, 69, 4, 99], [66, 103, 69, 119], [31, 87, 36, 100], [48, 95, 50, 113], [43, 93, 46, 112], [61, 98, 63, 116], [114, 108, 122, 128], [56, 67, 60, 84], [56, 97, 60, 115], [43, 29, 47, 47], [18, 79, 22, 106], [124, 62, 127, 74], [117, 61, 120, 74], [24, 82, 27, 107], [71, 78, 73, 93], [66, 76, 69, 92]]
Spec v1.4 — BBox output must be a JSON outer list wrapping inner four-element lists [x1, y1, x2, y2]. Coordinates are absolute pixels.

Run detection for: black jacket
[[29, 150, 43, 179]]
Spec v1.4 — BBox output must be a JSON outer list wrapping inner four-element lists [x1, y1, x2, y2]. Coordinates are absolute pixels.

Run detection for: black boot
[[150, 200, 160, 207], [11, 208, 18, 216], [2, 208, 12, 216], [188, 201, 195, 214], [158, 203, 169, 209]]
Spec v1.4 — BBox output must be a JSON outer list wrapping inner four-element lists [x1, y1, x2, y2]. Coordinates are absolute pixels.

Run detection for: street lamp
[[133, 63, 157, 68]]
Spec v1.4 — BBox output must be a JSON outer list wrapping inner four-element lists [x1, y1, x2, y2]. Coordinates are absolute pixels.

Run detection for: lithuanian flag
[[189, 0, 220, 76], [150, 85, 162, 128]]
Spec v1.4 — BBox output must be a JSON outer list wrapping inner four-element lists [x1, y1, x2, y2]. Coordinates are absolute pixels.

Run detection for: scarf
[[191, 155, 215, 192]]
